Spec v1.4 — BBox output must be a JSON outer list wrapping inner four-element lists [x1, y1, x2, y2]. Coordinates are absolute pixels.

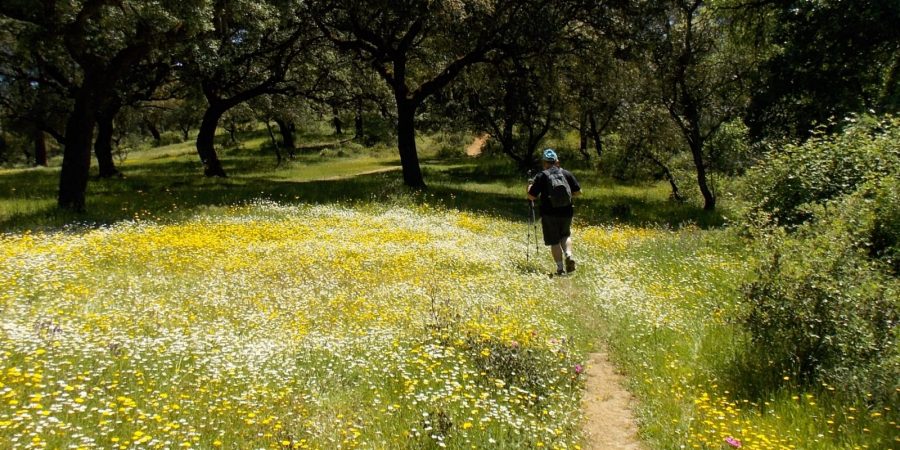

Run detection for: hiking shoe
[[556, 268, 566, 277], [565, 255, 576, 273]]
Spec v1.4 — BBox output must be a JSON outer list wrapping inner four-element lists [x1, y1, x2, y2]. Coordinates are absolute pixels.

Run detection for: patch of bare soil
[[465, 133, 489, 156], [582, 351, 644, 449]]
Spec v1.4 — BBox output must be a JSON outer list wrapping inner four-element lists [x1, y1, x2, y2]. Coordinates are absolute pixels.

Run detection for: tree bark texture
[[144, 119, 162, 146], [196, 106, 228, 177], [34, 128, 48, 167], [58, 91, 98, 211], [689, 135, 715, 210], [396, 99, 425, 188], [275, 118, 295, 153], [95, 103, 121, 178]]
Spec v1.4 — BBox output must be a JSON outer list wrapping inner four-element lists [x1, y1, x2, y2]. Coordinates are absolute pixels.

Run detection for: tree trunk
[[354, 99, 364, 142], [332, 115, 343, 135], [226, 120, 238, 144], [265, 121, 282, 165], [396, 99, 425, 188], [34, 128, 48, 167], [180, 126, 190, 142], [647, 153, 684, 202], [274, 118, 295, 153], [588, 112, 603, 161], [578, 112, 590, 162], [58, 93, 97, 211], [497, 119, 525, 169], [196, 105, 228, 177], [95, 104, 121, 178], [0, 132, 8, 163], [144, 119, 162, 146], [688, 132, 715, 210]]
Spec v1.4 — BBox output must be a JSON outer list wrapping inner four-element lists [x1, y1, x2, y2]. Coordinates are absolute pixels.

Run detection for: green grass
[[1, 129, 893, 449], [0, 129, 721, 231]]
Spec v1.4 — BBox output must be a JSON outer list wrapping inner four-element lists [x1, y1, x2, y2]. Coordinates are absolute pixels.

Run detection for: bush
[[741, 199, 899, 403], [158, 131, 185, 146], [738, 117, 900, 403], [871, 177, 900, 274], [706, 118, 753, 176], [357, 113, 395, 147], [598, 134, 658, 182], [741, 115, 900, 227]]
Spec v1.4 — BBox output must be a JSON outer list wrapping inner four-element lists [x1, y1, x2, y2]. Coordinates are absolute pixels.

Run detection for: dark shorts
[[541, 215, 572, 245]]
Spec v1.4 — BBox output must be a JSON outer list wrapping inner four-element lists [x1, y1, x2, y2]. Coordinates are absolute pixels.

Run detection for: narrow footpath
[[581, 351, 643, 449]]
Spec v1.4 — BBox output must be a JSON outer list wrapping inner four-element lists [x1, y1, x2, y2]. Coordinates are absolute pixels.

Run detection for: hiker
[[527, 149, 582, 276]]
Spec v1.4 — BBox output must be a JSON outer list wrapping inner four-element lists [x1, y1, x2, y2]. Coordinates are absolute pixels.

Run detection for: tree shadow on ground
[[0, 155, 725, 231], [423, 163, 725, 228]]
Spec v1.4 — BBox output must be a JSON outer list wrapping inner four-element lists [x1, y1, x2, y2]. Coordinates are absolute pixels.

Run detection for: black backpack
[[544, 168, 572, 208]]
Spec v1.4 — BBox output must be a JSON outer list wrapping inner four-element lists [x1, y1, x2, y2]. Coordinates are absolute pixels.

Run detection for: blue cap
[[542, 148, 558, 162]]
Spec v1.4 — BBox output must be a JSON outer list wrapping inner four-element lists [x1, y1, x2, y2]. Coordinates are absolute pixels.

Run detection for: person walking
[[527, 149, 582, 276]]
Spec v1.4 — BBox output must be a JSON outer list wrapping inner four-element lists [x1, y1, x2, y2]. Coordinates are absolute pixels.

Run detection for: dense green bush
[[741, 115, 899, 227], [741, 190, 899, 403], [705, 118, 753, 176], [871, 177, 900, 274], [738, 115, 900, 404], [357, 112, 395, 146]]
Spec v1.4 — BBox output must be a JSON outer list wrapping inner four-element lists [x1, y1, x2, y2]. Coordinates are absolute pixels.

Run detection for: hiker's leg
[[560, 217, 575, 272], [551, 242, 564, 261], [561, 236, 573, 257], [550, 242, 564, 272], [542, 215, 566, 273], [559, 217, 573, 254]]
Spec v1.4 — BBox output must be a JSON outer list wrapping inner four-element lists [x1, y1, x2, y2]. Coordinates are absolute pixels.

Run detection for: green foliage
[[357, 112, 395, 147], [738, 115, 900, 405], [745, 0, 900, 140], [1, 128, 894, 447], [741, 191, 899, 403], [741, 115, 900, 227], [871, 177, 900, 273], [706, 119, 753, 176]]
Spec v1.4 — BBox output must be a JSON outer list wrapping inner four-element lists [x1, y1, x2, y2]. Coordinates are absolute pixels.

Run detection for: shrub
[[871, 177, 900, 274], [740, 171, 900, 404], [741, 115, 900, 227], [157, 130, 185, 147], [706, 118, 753, 176], [737, 114, 900, 404], [357, 113, 395, 147]]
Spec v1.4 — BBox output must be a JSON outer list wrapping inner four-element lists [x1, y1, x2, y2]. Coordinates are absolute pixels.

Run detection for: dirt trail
[[582, 350, 644, 449], [465, 133, 489, 156]]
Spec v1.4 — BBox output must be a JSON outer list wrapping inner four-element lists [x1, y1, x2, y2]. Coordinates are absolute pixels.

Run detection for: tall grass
[[579, 227, 897, 449]]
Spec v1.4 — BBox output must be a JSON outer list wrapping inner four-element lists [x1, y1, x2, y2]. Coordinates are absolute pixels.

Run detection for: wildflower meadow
[[1, 200, 593, 449], [0, 135, 896, 449], [2, 0, 898, 447]]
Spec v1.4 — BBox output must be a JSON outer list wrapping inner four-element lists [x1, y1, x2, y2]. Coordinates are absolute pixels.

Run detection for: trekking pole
[[531, 199, 539, 256], [526, 170, 540, 265], [526, 170, 534, 264], [526, 200, 532, 265]]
